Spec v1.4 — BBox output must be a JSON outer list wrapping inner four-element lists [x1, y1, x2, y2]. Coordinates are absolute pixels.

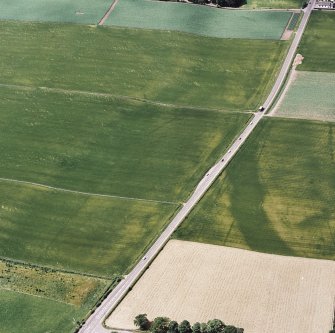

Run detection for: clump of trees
[[134, 315, 243, 333], [159, 0, 247, 8]]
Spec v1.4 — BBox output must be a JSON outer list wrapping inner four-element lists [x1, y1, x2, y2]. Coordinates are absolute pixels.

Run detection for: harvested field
[[0, 0, 111, 24], [106, 240, 335, 333], [107, 0, 292, 40], [273, 71, 335, 122]]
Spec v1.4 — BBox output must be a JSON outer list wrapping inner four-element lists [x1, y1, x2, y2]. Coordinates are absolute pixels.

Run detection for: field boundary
[[0, 177, 178, 206], [0, 82, 252, 114], [0, 287, 75, 306], [0, 256, 111, 280]]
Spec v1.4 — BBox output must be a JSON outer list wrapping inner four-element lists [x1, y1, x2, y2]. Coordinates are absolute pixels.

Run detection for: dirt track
[[98, 0, 119, 25], [106, 240, 335, 333]]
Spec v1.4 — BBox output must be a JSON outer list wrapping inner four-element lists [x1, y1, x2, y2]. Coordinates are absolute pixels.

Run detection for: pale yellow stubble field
[[106, 240, 335, 333]]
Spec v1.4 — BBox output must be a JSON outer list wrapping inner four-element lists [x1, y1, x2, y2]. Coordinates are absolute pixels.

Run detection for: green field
[[244, 0, 302, 8], [107, 0, 291, 40], [275, 71, 335, 122], [0, 180, 177, 277], [298, 11, 335, 72], [0, 86, 250, 276], [0, 14, 291, 332], [0, 21, 288, 111], [0, 290, 79, 333], [175, 118, 335, 260], [0, 87, 249, 202], [0, 0, 111, 24]]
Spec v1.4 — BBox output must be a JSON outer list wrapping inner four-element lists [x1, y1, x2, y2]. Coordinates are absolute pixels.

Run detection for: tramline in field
[[106, 240, 335, 333]]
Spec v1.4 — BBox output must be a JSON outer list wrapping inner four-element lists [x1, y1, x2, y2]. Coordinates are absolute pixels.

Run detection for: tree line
[[159, 0, 247, 8], [134, 314, 244, 333]]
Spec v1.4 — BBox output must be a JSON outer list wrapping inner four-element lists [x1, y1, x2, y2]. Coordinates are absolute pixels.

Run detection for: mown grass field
[[0, 21, 288, 110], [107, 0, 291, 40], [0, 0, 110, 24], [275, 71, 335, 122], [244, 0, 302, 8], [0, 289, 80, 333], [175, 118, 335, 260], [298, 11, 335, 72], [0, 261, 109, 333], [0, 87, 249, 202]]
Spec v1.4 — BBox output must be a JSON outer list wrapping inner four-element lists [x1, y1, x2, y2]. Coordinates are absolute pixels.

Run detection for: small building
[[315, 0, 335, 9]]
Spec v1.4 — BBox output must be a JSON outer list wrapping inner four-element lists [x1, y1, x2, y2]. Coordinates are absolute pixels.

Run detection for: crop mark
[[0, 177, 178, 206], [0, 82, 252, 114]]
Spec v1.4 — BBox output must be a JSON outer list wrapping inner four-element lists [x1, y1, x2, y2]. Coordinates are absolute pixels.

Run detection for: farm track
[[0, 177, 178, 206], [0, 83, 252, 114], [98, 0, 120, 26]]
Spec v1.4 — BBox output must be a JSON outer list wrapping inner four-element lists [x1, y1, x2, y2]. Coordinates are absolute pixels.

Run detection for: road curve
[[79, 2, 316, 332]]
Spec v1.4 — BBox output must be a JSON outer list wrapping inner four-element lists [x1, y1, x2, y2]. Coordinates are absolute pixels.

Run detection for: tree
[[223, 326, 238, 333], [151, 317, 171, 333], [206, 319, 226, 333], [168, 321, 179, 333], [217, 0, 246, 7], [134, 314, 151, 331], [179, 320, 192, 333], [192, 322, 201, 333], [200, 323, 208, 333]]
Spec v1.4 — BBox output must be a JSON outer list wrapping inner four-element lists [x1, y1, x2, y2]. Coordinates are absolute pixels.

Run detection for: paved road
[[79, 2, 316, 332], [262, 0, 315, 110]]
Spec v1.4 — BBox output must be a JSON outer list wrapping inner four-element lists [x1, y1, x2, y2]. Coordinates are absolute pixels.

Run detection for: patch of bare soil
[[281, 29, 293, 40]]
